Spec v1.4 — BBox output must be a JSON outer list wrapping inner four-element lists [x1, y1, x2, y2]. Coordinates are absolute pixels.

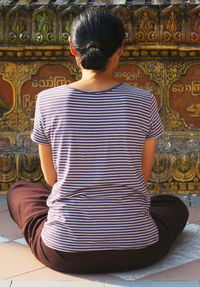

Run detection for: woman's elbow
[[44, 175, 57, 187]]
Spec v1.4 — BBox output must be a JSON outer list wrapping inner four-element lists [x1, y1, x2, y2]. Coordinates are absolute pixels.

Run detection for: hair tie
[[86, 41, 101, 50]]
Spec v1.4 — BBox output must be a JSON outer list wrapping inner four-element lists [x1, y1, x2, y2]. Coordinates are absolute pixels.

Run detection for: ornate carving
[[33, 8, 56, 44], [172, 155, 196, 182], [2, 62, 37, 83], [165, 62, 188, 82], [0, 12, 3, 43], [0, 109, 33, 132], [165, 109, 188, 131], [168, 63, 200, 129], [134, 7, 158, 43], [187, 104, 200, 117], [190, 7, 200, 43], [149, 154, 171, 183], [5, 7, 30, 44], [65, 62, 81, 80], [59, 7, 80, 44], [161, 6, 185, 43], [19, 154, 42, 181], [0, 75, 13, 117], [139, 62, 165, 82], [112, 7, 134, 44], [0, 154, 16, 182]]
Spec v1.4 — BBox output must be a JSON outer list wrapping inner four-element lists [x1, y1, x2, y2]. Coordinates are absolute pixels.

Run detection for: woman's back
[[32, 82, 163, 252]]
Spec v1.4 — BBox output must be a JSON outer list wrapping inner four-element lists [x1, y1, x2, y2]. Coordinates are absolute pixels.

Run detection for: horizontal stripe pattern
[[31, 82, 164, 252]]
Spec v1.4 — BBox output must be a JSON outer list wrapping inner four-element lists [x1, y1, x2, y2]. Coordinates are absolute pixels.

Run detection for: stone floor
[[0, 194, 200, 287]]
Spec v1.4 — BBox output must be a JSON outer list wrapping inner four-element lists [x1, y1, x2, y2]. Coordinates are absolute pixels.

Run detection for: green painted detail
[[35, 11, 55, 44]]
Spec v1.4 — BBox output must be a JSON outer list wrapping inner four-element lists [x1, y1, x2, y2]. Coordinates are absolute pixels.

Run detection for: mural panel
[[0, 75, 13, 117], [169, 64, 200, 129], [114, 63, 162, 107], [21, 64, 76, 118]]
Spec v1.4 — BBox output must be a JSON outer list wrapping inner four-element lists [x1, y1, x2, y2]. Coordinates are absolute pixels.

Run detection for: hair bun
[[86, 41, 101, 50]]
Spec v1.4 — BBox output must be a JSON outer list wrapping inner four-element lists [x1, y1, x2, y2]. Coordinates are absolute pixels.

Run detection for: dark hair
[[70, 8, 125, 72]]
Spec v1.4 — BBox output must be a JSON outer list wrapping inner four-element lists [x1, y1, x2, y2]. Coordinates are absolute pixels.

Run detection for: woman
[[7, 8, 188, 273]]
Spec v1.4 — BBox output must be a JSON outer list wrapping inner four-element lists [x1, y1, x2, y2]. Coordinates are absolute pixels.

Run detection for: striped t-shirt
[[31, 82, 164, 252]]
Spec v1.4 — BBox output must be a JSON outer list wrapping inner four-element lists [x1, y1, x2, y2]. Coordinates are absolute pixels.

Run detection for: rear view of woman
[[7, 8, 188, 273]]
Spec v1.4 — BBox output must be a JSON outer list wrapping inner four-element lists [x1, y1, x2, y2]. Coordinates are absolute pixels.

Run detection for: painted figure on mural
[[0, 75, 14, 117], [0, 96, 9, 117]]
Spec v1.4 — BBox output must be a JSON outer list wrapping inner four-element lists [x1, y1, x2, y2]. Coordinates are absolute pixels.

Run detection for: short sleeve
[[31, 95, 50, 145], [146, 94, 164, 139]]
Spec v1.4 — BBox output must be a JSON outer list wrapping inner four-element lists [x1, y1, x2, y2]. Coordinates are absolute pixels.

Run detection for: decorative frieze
[[0, 5, 199, 47], [0, 3, 200, 194]]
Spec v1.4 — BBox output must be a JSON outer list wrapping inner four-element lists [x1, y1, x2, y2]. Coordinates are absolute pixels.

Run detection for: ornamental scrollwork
[[139, 62, 165, 82], [0, 154, 17, 182], [134, 8, 158, 43], [66, 62, 81, 80], [161, 7, 184, 43], [2, 63, 37, 83], [33, 8, 56, 44], [59, 7, 80, 44], [0, 109, 33, 132], [165, 109, 189, 131], [165, 62, 188, 82], [190, 7, 200, 43], [0, 12, 3, 43], [112, 7, 134, 44], [6, 8, 30, 44]]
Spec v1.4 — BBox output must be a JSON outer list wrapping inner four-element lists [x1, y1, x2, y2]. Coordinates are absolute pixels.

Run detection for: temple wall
[[0, 4, 200, 194]]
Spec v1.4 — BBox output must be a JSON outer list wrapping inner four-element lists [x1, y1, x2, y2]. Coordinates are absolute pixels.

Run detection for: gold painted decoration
[[59, 7, 81, 44], [190, 6, 200, 43], [0, 75, 13, 117], [114, 63, 162, 107], [112, 7, 134, 44], [161, 6, 185, 43], [169, 64, 200, 129], [0, 154, 16, 182], [135, 7, 158, 43], [172, 155, 196, 182], [21, 64, 76, 118], [33, 7, 57, 44], [0, 11, 3, 43], [18, 154, 42, 181], [149, 154, 172, 183], [5, 7, 30, 44]]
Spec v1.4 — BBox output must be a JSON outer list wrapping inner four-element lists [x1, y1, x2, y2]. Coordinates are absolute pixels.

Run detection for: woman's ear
[[69, 37, 78, 56], [116, 45, 124, 57]]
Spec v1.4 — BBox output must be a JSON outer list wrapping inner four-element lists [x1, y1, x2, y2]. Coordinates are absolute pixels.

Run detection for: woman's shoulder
[[37, 85, 68, 99], [121, 82, 151, 96]]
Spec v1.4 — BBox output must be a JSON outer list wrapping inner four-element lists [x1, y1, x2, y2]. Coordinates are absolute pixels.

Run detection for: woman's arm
[[142, 138, 157, 184], [38, 144, 57, 187]]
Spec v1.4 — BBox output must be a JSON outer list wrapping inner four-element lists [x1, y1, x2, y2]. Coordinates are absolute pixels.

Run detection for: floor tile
[[176, 195, 191, 207], [0, 236, 10, 243], [190, 194, 200, 206], [0, 281, 11, 287], [138, 259, 200, 281], [10, 266, 121, 281], [0, 195, 7, 207], [0, 242, 44, 280], [0, 205, 8, 212], [189, 207, 200, 225], [0, 211, 23, 240], [12, 281, 105, 287], [112, 223, 200, 281], [14, 238, 28, 246], [105, 281, 200, 287]]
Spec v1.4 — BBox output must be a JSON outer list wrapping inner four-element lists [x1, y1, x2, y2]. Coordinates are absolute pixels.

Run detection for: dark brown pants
[[7, 180, 189, 274]]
